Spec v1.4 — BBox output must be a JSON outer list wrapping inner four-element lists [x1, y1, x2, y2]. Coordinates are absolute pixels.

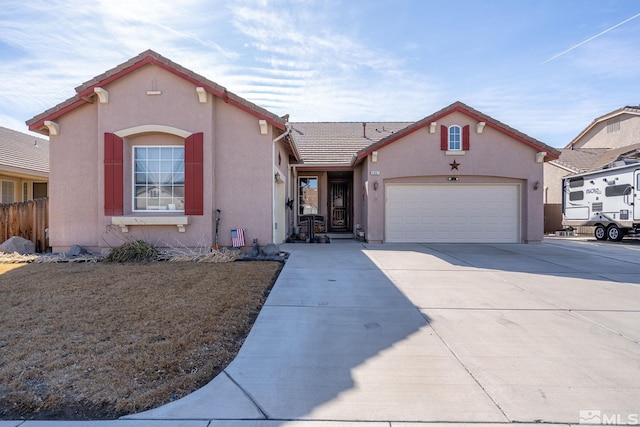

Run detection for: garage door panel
[[385, 184, 520, 243]]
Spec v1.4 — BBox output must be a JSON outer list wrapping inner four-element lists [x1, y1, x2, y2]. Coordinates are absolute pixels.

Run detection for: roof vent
[[362, 122, 367, 138]]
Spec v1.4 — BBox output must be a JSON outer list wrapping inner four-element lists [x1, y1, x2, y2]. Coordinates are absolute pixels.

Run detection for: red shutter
[[462, 125, 470, 151], [104, 132, 124, 216], [440, 125, 448, 150], [184, 132, 204, 215]]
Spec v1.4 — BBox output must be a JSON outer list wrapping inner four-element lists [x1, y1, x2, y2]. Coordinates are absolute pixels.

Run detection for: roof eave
[[288, 140, 301, 163], [356, 102, 560, 162], [26, 50, 286, 133], [294, 163, 354, 171], [0, 165, 49, 178], [566, 107, 640, 149], [548, 159, 579, 173], [282, 129, 301, 163]]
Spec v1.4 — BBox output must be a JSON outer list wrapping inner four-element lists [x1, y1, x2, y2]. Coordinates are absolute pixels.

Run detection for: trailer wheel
[[606, 224, 624, 242], [594, 225, 607, 241]]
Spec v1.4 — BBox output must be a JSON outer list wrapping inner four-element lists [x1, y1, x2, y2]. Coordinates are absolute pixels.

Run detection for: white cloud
[[568, 37, 640, 78], [224, 0, 444, 121], [0, 0, 244, 127], [0, 112, 47, 137], [1, 0, 637, 147]]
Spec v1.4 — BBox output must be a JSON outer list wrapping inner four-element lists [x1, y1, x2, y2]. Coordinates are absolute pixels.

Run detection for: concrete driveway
[[126, 238, 640, 426]]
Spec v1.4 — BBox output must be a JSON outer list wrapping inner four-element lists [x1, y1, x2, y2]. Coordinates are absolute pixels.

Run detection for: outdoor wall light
[[533, 181, 540, 190], [275, 172, 281, 182], [373, 181, 379, 190]]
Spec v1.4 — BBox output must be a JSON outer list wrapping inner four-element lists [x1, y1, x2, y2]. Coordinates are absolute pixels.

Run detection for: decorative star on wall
[[450, 160, 460, 170]]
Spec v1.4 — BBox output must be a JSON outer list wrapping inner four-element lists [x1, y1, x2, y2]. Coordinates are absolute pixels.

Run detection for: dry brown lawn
[[0, 260, 282, 420]]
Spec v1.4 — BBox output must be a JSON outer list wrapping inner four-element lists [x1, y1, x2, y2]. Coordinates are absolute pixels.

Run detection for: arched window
[[448, 125, 462, 150]]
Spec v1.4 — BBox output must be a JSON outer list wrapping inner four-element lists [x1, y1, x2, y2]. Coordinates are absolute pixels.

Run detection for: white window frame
[[23, 182, 29, 201], [32, 182, 48, 199], [448, 125, 462, 151], [132, 145, 185, 213], [1, 180, 15, 204], [298, 176, 319, 218]]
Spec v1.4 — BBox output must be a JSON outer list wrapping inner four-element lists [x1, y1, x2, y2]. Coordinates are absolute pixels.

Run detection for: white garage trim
[[385, 183, 521, 243]]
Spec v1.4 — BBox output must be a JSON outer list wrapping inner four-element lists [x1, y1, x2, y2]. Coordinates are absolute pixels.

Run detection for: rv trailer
[[562, 161, 640, 241]]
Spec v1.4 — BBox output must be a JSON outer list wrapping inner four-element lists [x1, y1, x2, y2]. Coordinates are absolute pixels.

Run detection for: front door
[[330, 181, 350, 231]]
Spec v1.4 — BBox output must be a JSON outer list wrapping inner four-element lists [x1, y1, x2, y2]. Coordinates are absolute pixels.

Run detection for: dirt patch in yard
[[0, 260, 282, 420]]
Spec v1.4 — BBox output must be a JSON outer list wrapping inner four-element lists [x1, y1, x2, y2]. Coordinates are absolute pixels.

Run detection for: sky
[[0, 0, 639, 148]]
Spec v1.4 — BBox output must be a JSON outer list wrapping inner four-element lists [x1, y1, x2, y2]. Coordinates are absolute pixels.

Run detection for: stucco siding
[[576, 115, 640, 150], [47, 62, 281, 252], [49, 103, 99, 252], [34, 50, 557, 249], [364, 112, 545, 243], [100, 65, 215, 251], [543, 162, 573, 204], [213, 98, 274, 247], [274, 135, 293, 242]]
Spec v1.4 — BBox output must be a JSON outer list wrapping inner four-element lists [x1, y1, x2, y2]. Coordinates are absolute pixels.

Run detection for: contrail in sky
[[543, 12, 640, 64]]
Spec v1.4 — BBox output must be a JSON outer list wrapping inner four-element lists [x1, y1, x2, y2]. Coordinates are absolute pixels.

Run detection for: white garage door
[[385, 184, 520, 243]]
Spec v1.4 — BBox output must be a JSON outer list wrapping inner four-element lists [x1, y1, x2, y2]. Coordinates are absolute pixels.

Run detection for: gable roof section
[[0, 126, 49, 176], [355, 101, 560, 164], [26, 50, 286, 134], [291, 122, 412, 167], [567, 105, 640, 149]]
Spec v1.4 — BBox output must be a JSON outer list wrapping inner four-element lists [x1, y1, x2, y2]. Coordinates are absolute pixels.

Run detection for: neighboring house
[[0, 126, 49, 203], [543, 105, 640, 232], [27, 50, 559, 253]]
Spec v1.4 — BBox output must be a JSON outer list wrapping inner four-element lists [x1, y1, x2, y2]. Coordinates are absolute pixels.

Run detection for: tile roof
[[27, 50, 286, 134], [0, 126, 49, 175], [290, 122, 412, 166], [589, 143, 640, 169], [553, 143, 640, 174], [553, 148, 609, 173]]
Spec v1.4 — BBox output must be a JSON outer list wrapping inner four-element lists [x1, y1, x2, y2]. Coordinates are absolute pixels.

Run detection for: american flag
[[231, 228, 245, 247]]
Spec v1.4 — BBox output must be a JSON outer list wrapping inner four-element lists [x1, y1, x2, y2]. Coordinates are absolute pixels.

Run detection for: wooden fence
[[0, 198, 49, 252]]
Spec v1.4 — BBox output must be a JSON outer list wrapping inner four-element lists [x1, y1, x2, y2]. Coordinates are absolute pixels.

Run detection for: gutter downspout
[[289, 163, 296, 234], [272, 123, 292, 244]]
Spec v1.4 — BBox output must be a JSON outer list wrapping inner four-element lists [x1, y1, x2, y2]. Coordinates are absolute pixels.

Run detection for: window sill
[[111, 216, 190, 233], [445, 150, 466, 156]]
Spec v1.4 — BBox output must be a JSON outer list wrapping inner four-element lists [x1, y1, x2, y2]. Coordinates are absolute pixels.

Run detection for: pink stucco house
[[27, 50, 559, 253]]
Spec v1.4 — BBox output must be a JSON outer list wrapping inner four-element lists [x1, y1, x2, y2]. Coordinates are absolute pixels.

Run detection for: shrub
[[107, 240, 159, 262]]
